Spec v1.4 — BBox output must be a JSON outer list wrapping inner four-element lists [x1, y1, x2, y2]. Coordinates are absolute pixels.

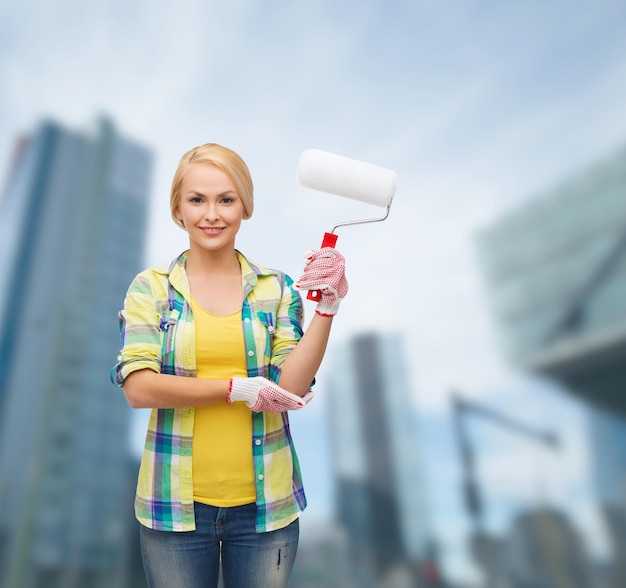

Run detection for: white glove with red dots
[[294, 248, 348, 316], [228, 376, 314, 412]]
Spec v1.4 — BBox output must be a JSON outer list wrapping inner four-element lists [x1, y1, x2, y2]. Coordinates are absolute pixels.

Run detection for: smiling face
[[175, 163, 247, 254]]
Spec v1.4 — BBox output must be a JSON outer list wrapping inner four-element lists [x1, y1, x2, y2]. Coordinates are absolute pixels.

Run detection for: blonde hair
[[170, 143, 254, 228]]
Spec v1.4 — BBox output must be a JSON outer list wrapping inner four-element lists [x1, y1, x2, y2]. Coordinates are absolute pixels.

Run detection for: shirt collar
[[164, 250, 276, 300]]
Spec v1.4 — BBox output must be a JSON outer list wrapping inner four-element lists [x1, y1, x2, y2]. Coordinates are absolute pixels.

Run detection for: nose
[[204, 203, 219, 222]]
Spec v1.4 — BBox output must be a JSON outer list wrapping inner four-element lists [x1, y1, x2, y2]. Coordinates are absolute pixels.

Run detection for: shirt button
[[244, 317, 250, 323], [258, 474, 264, 481], [248, 350, 254, 357], [255, 439, 261, 446]]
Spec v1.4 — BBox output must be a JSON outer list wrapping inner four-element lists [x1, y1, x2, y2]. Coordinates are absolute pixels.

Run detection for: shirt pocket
[[252, 309, 276, 368], [160, 308, 180, 371], [256, 310, 276, 335]]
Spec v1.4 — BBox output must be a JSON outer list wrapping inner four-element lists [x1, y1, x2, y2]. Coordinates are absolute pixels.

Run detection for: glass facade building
[[0, 118, 152, 587], [475, 145, 626, 418], [476, 145, 626, 587], [326, 332, 432, 586]]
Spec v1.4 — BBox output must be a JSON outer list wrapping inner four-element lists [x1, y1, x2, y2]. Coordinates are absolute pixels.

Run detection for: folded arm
[[123, 369, 229, 409]]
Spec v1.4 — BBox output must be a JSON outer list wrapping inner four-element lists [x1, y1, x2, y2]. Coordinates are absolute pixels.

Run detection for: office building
[[326, 332, 432, 586], [587, 406, 626, 583], [0, 117, 152, 587], [506, 507, 592, 588], [476, 144, 626, 587], [475, 145, 626, 418]]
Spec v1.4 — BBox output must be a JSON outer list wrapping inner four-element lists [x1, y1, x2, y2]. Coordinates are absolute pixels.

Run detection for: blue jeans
[[139, 502, 299, 588]]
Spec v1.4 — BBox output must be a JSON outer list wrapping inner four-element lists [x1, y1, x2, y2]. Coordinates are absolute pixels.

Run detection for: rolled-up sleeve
[[110, 272, 163, 387]]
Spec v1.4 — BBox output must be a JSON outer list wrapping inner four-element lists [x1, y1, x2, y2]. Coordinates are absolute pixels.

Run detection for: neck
[[185, 245, 240, 276]]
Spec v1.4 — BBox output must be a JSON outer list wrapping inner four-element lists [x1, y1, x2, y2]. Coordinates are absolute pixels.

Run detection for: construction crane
[[451, 392, 560, 587]]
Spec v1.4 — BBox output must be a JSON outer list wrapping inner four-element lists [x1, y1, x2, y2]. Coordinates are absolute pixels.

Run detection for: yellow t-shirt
[[190, 295, 256, 506]]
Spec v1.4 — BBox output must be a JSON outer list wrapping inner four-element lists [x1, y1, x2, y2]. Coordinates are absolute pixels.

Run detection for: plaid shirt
[[111, 250, 308, 533]]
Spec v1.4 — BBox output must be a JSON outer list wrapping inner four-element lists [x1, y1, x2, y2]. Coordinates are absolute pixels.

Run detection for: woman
[[111, 142, 347, 588]]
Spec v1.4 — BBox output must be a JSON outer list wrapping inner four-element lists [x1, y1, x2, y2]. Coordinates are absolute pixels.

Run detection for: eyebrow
[[186, 189, 238, 197]]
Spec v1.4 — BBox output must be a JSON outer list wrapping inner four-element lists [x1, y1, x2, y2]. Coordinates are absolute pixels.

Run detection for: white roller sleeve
[[296, 149, 397, 208]]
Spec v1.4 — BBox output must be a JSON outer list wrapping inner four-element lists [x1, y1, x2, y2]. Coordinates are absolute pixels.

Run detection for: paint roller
[[296, 149, 398, 301]]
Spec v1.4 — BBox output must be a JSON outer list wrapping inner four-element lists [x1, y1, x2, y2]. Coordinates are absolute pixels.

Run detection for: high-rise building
[[326, 332, 433, 586], [587, 406, 626, 584], [506, 506, 592, 588], [0, 117, 152, 587], [475, 144, 626, 587], [588, 407, 626, 509], [475, 145, 626, 418]]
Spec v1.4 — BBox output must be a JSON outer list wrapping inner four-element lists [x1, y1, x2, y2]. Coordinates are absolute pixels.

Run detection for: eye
[[189, 196, 203, 203], [220, 196, 235, 204]]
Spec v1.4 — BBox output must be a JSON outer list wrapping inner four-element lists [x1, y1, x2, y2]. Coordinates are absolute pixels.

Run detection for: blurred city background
[[1, 2, 626, 587]]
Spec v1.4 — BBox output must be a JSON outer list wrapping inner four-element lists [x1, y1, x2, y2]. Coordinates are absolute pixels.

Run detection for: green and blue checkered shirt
[[111, 250, 308, 533]]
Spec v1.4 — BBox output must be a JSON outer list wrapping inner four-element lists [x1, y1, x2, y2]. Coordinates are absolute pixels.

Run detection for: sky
[[2, 0, 626, 582]]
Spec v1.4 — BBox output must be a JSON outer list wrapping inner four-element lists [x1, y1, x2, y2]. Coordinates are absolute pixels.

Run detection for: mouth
[[199, 226, 225, 235]]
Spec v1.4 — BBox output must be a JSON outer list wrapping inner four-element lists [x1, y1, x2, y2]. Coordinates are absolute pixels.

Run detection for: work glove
[[294, 247, 348, 316], [228, 376, 314, 412]]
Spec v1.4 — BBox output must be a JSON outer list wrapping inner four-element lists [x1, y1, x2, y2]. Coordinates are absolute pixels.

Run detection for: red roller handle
[[306, 232, 338, 301]]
